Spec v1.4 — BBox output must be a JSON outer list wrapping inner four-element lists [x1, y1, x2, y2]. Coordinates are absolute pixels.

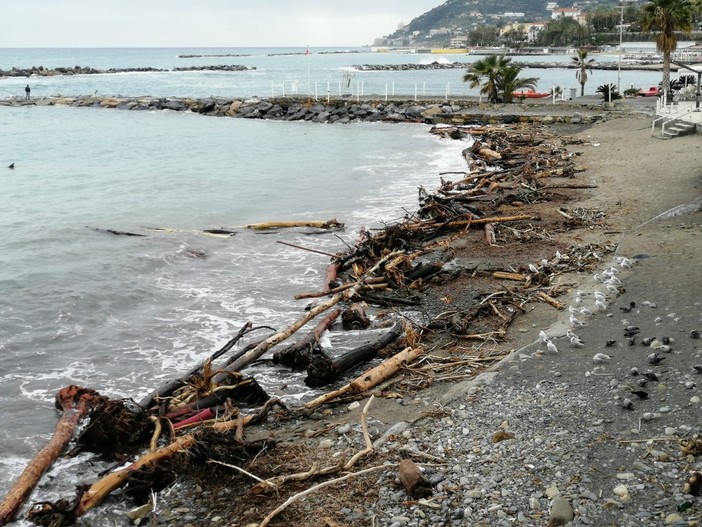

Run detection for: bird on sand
[[539, 330, 549, 342], [546, 340, 558, 353], [569, 335, 585, 348], [569, 314, 586, 327], [592, 353, 611, 363], [8, 163, 14, 169]]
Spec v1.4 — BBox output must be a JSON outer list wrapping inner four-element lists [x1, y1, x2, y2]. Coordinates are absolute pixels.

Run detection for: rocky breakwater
[[0, 65, 254, 78], [2, 94, 625, 126], [353, 62, 472, 71]]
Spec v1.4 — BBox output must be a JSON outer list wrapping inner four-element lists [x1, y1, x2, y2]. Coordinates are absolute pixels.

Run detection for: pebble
[[548, 497, 574, 526], [318, 439, 333, 449], [336, 424, 351, 435]]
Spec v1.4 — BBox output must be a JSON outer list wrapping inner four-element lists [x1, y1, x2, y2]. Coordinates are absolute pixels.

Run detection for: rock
[[665, 513, 684, 524], [548, 497, 574, 526]]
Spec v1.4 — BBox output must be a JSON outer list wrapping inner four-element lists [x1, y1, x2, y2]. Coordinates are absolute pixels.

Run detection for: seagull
[[619, 258, 633, 269], [546, 340, 558, 353], [570, 314, 586, 327], [593, 291, 607, 302], [593, 353, 611, 363], [529, 263, 539, 273], [555, 250, 562, 260], [579, 307, 593, 316], [539, 330, 549, 342], [595, 299, 608, 311], [569, 335, 585, 348], [568, 305, 579, 314], [575, 290, 587, 298], [574, 296, 583, 306], [606, 284, 620, 294], [594, 273, 605, 282], [606, 275, 623, 286]]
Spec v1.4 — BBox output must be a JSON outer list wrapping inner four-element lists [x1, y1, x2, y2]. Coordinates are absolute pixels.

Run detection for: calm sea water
[[0, 46, 663, 525], [0, 46, 664, 99]]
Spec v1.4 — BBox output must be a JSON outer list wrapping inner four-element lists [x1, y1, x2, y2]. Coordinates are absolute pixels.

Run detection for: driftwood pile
[[0, 123, 614, 527]]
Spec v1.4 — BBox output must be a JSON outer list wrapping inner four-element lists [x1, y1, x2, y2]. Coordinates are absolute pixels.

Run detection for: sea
[[0, 47, 664, 525]]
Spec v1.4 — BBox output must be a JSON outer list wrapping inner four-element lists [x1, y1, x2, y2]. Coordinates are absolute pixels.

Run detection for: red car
[[638, 86, 661, 97]]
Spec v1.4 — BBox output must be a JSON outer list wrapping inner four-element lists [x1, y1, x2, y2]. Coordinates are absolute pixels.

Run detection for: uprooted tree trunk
[[305, 322, 404, 387], [0, 386, 107, 526], [272, 308, 342, 370]]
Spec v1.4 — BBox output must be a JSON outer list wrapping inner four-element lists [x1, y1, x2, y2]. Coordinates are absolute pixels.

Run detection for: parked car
[[638, 86, 661, 97]]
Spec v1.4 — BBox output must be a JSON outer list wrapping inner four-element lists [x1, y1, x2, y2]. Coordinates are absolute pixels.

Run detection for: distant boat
[[512, 90, 551, 99], [638, 86, 660, 97]]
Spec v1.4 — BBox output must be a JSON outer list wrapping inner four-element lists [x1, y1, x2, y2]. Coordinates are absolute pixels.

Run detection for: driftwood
[[492, 271, 527, 282], [213, 251, 401, 380], [244, 219, 344, 230], [272, 308, 342, 369], [0, 387, 107, 526], [305, 322, 404, 387], [341, 303, 371, 330], [139, 322, 257, 410], [10, 123, 590, 524], [305, 346, 424, 409]]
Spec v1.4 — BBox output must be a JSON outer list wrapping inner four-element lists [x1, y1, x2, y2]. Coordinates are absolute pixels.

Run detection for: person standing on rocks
[[24, 84, 30, 100]]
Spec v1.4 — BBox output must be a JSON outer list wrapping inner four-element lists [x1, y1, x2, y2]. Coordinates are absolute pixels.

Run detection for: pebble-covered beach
[[142, 115, 701, 527]]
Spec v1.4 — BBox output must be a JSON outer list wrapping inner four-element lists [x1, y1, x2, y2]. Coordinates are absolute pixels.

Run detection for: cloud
[[0, 0, 438, 47]]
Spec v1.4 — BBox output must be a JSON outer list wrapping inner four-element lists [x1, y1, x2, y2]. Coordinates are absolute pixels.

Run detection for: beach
[[1, 49, 700, 525], [137, 113, 702, 527]]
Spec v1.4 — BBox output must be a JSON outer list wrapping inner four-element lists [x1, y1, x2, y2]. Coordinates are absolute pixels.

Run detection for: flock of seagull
[[536, 255, 636, 364]]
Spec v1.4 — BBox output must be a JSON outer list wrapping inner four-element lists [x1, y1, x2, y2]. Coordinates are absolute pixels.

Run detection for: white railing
[[651, 101, 699, 137]]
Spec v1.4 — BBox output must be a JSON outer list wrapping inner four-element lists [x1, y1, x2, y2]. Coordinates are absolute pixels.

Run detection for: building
[[551, 7, 581, 19]]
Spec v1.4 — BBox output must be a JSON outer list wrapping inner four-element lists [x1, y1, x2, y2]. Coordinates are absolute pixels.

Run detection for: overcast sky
[[1, 0, 440, 48]]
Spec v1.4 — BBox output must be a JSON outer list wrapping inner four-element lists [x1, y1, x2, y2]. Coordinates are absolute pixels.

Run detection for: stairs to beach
[[654, 118, 698, 139]]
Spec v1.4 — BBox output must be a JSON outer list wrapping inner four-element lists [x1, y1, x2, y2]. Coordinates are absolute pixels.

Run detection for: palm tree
[[641, 0, 695, 102], [573, 48, 595, 96], [463, 55, 509, 102], [463, 55, 538, 103], [499, 64, 538, 103]]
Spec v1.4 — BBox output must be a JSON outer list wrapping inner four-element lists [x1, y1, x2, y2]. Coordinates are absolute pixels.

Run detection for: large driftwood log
[[0, 386, 106, 526], [305, 346, 424, 409], [244, 219, 344, 230], [305, 322, 403, 387]]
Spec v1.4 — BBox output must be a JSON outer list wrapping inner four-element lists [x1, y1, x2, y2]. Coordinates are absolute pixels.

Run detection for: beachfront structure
[[551, 7, 581, 19]]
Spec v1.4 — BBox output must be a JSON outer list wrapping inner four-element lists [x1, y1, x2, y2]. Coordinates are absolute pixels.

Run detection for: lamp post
[[617, 4, 624, 93]]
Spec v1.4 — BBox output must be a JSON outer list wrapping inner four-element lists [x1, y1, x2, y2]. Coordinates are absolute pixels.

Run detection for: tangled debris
[[0, 123, 619, 527]]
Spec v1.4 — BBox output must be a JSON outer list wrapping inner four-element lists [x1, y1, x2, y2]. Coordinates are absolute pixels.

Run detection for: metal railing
[[651, 100, 699, 137]]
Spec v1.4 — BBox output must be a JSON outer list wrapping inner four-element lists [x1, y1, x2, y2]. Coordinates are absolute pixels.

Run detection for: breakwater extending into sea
[[1, 94, 631, 126]]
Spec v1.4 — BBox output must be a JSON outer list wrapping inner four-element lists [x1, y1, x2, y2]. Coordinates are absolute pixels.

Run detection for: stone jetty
[[0, 94, 626, 125], [0, 65, 254, 78], [351, 61, 669, 72]]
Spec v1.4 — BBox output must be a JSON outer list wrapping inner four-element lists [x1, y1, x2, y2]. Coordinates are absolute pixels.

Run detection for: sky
[[0, 0, 441, 48]]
